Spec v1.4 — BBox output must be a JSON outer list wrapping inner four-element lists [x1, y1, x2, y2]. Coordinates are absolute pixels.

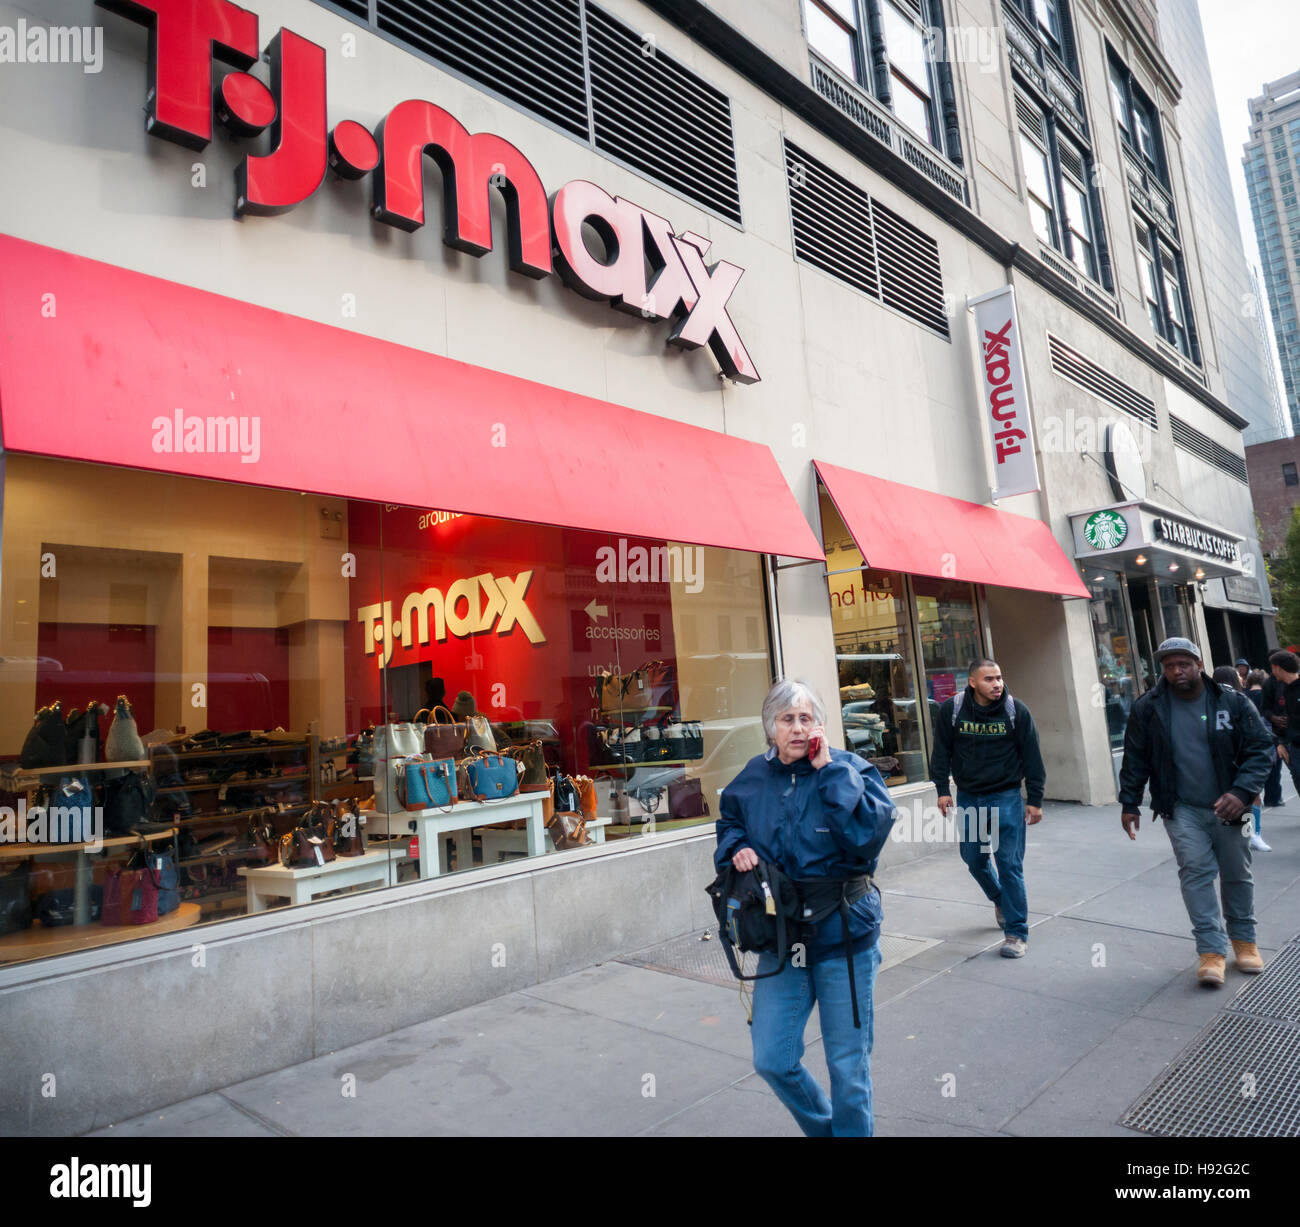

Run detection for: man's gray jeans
[[1163, 803, 1256, 955]]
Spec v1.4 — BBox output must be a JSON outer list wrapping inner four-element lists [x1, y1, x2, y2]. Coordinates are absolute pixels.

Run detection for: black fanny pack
[[705, 863, 875, 1027]]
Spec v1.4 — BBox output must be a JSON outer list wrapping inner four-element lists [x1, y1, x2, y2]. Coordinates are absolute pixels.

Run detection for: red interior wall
[[206, 627, 292, 731], [35, 622, 157, 737]]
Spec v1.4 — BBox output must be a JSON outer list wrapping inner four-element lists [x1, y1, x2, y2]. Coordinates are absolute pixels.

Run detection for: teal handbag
[[462, 752, 521, 802], [397, 756, 457, 811]]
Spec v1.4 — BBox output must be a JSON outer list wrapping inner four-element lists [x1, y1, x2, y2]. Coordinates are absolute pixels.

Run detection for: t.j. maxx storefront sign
[[96, 0, 759, 383]]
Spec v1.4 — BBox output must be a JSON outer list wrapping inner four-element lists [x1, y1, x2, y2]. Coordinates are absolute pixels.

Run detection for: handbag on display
[[642, 723, 667, 762], [372, 723, 423, 813], [103, 771, 156, 836], [104, 696, 146, 762], [45, 776, 95, 843], [349, 727, 375, 776], [682, 721, 704, 760], [642, 660, 677, 711], [278, 804, 337, 868], [509, 741, 549, 794], [21, 702, 71, 769], [121, 866, 159, 925], [668, 777, 710, 819], [547, 811, 592, 851], [462, 752, 521, 802], [397, 756, 457, 811], [597, 670, 652, 720], [553, 773, 581, 814], [423, 706, 468, 759], [621, 727, 643, 763], [248, 811, 279, 862], [663, 720, 685, 760], [36, 885, 103, 927], [0, 870, 32, 936], [463, 714, 497, 755], [65, 700, 104, 765], [333, 800, 366, 857], [573, 775, 598, 823]]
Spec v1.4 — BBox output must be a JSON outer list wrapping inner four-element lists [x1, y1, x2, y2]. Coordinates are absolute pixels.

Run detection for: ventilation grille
[[871, 198, 948, 334], [786, 142, 877, 298], [1058, 140, 1085, 183], [374, 1, 589, 139], [786, 141, 947, 337], [1048, 334, 1157, 429], [1170, 415, 1249, 483], [585, 3, 741, 223], [1015, 92, 1045, 142], [315, 2, 743, 224]]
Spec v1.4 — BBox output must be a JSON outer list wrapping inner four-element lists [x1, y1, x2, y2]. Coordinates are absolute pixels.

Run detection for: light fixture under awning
[[815, 460, 1090, 598], [0, 234, 824, 561]]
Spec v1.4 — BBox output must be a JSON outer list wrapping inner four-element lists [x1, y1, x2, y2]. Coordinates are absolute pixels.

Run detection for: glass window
[[1136, 222, 1162, 334], [804, 0, 859, 80], [0, 455, 773, 965], [1284, 462, 1298, 486], [1033, 0, 1063, 48], [1086, 571, 1137, 750], [912, 576, 983, 771], [882, 2, 934, 143], [1021, 134, 1055, 245], [1109, 60, 1130, 136], [819, 491, 924, 785], [1062, 177, 1095, 277], [1161, 246, 1189, 355]]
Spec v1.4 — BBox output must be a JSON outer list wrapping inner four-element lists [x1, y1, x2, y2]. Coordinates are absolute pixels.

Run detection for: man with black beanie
[[931, 659, 1046, 959]]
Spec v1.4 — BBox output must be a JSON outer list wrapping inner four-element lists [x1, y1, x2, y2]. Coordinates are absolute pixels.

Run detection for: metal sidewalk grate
[[1122, 938, 1300, 1137], [619, 931, 937, 989], [1225, 942, 1300, 1024]]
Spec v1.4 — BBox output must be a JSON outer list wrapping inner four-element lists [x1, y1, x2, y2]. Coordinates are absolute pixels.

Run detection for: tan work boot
[[1197, 953, 1226, 986], [1231, 940, 1264, 974]]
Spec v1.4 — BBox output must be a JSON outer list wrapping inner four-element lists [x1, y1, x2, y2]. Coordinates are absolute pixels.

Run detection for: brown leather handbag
[[248, 811, 279, 863], [547, 811, 592, 851], [279, 804, 336, 868], [333, 799, 365, 857], [424, 705, 468, 758], [511, 741, 549, 793], [574, 775, 598, 822]]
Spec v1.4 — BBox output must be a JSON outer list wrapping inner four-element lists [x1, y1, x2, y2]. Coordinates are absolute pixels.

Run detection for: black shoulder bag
[[705, 859, 802, 984]]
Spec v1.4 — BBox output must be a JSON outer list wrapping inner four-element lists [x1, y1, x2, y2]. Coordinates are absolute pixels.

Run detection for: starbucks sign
[[1083, 510, 1128, 550]]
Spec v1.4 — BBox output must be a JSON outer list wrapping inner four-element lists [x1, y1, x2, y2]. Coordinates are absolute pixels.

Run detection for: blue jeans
[[1264, 746, 1283, 806], [750, 941, 882, 1137], [1163, 804, 1255, 955], [956, 788, 1028, 940]]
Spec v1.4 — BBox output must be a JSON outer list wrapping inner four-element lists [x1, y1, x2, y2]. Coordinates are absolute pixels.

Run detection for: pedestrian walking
[[1235, 658, 1250, 688], [930, 658, 1045, 958], [1118, 639, 1272, 986], [1240, 668, 1273, 851], [714, 678, 896, 1137], [1206, 670, 1268, 852], [1258, 662, 1288, 807]]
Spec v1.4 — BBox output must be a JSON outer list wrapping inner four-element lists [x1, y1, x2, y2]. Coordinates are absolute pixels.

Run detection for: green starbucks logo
[[1084, 510, 1128, 550]]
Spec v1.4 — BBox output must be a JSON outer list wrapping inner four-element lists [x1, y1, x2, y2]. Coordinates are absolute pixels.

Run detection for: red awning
[[816, 460, 1090, 598], [0, 234, 823, 561]]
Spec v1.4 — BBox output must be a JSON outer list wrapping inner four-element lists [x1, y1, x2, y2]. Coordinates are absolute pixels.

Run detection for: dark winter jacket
[[1118, 673, 1272, 817], [715, 747, 896, 957], [929, 689, 1046, 806]]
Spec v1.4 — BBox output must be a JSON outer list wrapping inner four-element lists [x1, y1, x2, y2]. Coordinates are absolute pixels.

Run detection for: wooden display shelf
[[156, 773, 310, 794], [0, 760, 151, 790], [0, 829, 175, 861], [170, 803, 308, 829], [153, 742, 310, 761], [587, 759, 695, 771], [0, 902, 200, 961]]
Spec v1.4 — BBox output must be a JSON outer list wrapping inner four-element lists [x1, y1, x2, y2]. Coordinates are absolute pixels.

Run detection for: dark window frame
[[801, 0, 962, 164], [1015, 84, 1109, 288], [1107, 49, 1169, 187], [1283, 462, 1298, 486]]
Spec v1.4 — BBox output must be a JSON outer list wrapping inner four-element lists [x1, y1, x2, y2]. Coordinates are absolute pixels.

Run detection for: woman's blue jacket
[[714, 746, 897, 956]]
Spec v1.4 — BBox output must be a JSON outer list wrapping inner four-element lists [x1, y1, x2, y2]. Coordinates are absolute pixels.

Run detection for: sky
[[1199, 0, 1300, 421]]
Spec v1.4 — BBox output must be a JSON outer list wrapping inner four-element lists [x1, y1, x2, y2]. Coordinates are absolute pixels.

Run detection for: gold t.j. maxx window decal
[[96, 0, 759, 383]]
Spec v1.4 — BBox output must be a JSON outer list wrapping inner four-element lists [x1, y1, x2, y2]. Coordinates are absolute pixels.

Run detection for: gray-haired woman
[[714, 679, 897, 1136]]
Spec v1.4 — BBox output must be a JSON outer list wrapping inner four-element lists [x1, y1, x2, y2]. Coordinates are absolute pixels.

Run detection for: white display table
[[364, 793, 548, 878], [237, 847, 401, 912]]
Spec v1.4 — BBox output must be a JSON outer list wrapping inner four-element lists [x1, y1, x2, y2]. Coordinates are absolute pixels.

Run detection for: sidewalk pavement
[[91, 795, 1300, 1138]]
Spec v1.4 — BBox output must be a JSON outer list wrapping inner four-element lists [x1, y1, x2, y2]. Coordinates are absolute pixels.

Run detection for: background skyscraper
[[1244, 70, 1300, 437], [1160, 4, 1286, 444]]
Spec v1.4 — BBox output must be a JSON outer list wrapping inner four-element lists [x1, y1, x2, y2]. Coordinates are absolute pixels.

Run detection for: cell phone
[[808, 736, 822, 759]]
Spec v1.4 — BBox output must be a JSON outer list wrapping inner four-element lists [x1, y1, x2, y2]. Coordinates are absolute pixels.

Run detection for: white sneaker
[[1249, 833, 1272, 852]]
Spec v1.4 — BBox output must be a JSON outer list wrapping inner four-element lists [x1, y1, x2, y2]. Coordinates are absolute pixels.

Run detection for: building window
[[1004, 0, 1079, 76], [1284, 461, 1299, 486], [1108, 52, 1167, 186], [1135, 218, 1194, 358], [801, 0, 957, 160], [1016, 91, 1105, 283]]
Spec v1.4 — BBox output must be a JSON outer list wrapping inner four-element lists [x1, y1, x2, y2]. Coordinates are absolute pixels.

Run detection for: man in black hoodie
[[931, 659, 1046, 958]]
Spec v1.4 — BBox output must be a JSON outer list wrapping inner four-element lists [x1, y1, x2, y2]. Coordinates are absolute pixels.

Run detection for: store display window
[[0, 457, 771, 965], [819, 491, 923, 785]]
